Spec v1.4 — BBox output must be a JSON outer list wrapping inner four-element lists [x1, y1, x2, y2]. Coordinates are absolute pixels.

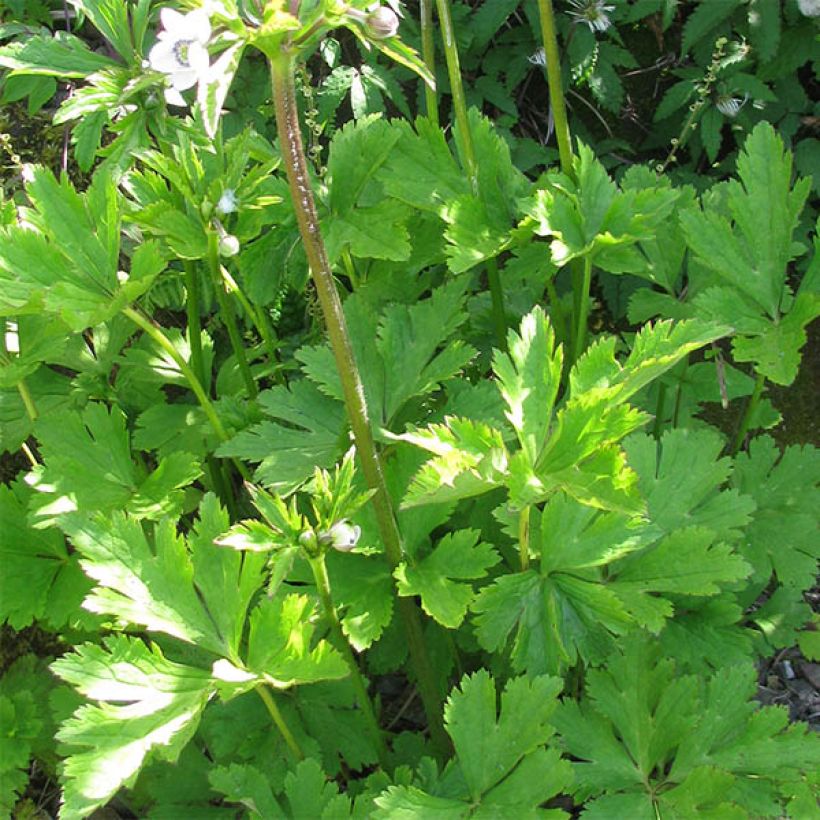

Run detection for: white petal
[[160, 7, 187, 33], [169, 68, 199, 91], [187, 42, 210, 74], [148, 40, 179, 72], [164, 86, 188, 107], [187, 9, 212, 44]]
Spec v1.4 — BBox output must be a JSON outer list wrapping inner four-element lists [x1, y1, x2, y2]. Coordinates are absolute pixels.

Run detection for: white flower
[[797, 0, 820, 17], [715, 93, 747, 118], [326, 520, 361, 552], [528, 47, 546, 67], [216, 189, 238, 215], [568, 0, 615, 33], [148, 8, 211, 107]]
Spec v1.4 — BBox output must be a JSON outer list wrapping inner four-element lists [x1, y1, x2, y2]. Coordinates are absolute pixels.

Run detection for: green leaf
[[246, 594, 348, 688], [282, 758, 352, 818], [217, 381, 346, 493], [376, 671, 570, 817], [395, 417, 509, 508], [323, 115, 410, 263], [492, 306, 562, 464], [64, 494, 265, 659], [326, 552, 394, 651], [0, 168, 165, 328], [51, 636, 213, 819], [299, 281, 475, 429], [731, 435, 820, 590], [31, 403, 201, 524], [448, 670, 557, 799], [680, 0, 741, 54], [0, 480, 91, 630], [624, 429, 756, 541], [614, 527, 751, 627], [378, 118, 469, 212], [0, 660, 45, 815], [0, 31, 118, 77], [680, 122, 811, 319], [395, 530, 500, 628], [731, 292, 820, 386], [553, 636, 818, 818], [69, 0, 134, 62], [528, 144, 678, 266], [209, 763, 283, 818]]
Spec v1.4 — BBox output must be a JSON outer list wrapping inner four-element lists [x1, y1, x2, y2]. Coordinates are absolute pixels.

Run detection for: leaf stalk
[[254, 684, 304, 760], [309, 553, 388, 766]]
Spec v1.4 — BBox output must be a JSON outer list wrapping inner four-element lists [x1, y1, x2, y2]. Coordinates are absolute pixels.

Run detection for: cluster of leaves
[[0, 1, 818, 818]]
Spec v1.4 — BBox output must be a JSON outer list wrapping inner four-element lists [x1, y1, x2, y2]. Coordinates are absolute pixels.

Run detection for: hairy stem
[[731, 371, 765, 455], [207, 231, 258, 399], [420, 0, 438, 123], [309, 554, 388, 766], [255, 684, 304, 760], [535, 0, 573, 176], [269, 54, 449, 755]]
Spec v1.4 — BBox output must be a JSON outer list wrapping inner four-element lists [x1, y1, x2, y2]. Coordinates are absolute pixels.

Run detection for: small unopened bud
[[299, 529, 318, 553], [366, 6, 399, 39], [218, 233, 240, 257]]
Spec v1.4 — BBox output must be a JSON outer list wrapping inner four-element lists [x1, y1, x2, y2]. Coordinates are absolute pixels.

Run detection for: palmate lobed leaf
[[0, 167, 165, 329], [680, 122, 811, 319], [624, 428, 756, 542], [374, 670, 571, 818], [246, 594, 348, 689], [394, 529, 500, 628], [552, 636, 819, 818], [472, 491, 750, 675], [63, 494, 266, 660], [730, 435, 820, 591], [51, 635, 214, 820]]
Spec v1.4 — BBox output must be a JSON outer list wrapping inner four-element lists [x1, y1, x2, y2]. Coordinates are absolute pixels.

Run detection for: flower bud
[[218, 233, 240, 257], [366, 6, 399, 39], [326, 520, 361, 552]]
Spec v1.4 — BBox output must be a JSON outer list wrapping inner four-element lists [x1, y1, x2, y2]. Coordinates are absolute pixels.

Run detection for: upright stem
[[255, 684, 304, 760], [518, 505, 531, 572], [420, 0, 438, 124], [571, 255, 592, 365], [731, 371, 765, 455], [435, 0, 507, 346], [486, 258, 507, 352], [545, 277, 567, 346], [535, 0, 573, 177], [184, 260, 205, 387], [435, 0, 477, 191], [309, 554, 388, 766], [207, 231, 258, 399], [269, 54, 449, 756]]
